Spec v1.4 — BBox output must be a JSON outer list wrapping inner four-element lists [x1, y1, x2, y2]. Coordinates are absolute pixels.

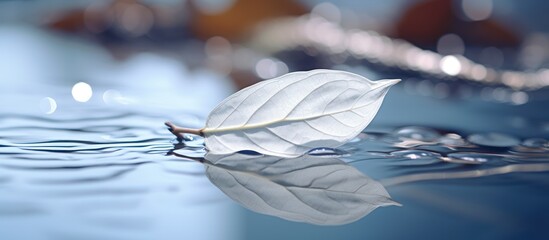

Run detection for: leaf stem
[[165, 122, 204, 137]]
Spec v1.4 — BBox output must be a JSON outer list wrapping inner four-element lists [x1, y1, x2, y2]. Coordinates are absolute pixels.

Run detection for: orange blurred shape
[[48, 9, 86, 31], [190, 0, 307, 40]]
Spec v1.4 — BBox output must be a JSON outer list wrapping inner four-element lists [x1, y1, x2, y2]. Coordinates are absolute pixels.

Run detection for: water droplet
[[417, 145, 455, 154], [391, 149, 441, 159], [438, 133, 468, 147], [183, 137, 205, 148], [394, 126, 441, 141], [521, 138, 548, 148], [378, 136, 399, 145], [467, 133, 520, 148], [446, 152, 509, 165], [511, 138, 549, 154], [308, 148, 348, 156], [390, 150, 441, 165], [182, 135, 195, 141], [358, 132, 377, 140]]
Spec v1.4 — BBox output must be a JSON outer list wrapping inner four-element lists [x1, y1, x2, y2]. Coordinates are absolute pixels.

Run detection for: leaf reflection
[[173, 151, 400, 225]]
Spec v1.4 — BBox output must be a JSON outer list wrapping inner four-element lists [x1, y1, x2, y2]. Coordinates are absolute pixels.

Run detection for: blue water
[[1, 81, 548, 240], [1, 26, 549, 240]]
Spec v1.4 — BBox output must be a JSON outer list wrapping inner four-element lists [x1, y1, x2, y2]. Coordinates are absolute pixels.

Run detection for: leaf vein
[[203, 87, 379, 134], [215, 80, 277, 127], [303, 120, 347, 138]]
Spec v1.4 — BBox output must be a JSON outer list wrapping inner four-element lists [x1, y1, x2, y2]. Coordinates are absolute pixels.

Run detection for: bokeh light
[[436, 33, 465, 55], [461, 0, 493, 21], [116, 2, 154, 37], [255, 58, 288, 79], [1, 1, 549, 240], [510, 91, 529, 105], [440, 55, 462, 76], [311, 2, 341, 23], [39, 97, 57, 114], [72, 82, 93, 102]]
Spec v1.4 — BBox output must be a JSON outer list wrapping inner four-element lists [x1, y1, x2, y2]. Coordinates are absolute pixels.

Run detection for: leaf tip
[[385, 79, 401, 85], [380, 196, 403, 207], [373, 79, 401, 90]]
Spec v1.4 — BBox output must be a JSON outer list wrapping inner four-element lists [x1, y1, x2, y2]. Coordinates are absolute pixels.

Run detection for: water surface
[[1, 26, 549, 240], [1, 83, 548, 240]]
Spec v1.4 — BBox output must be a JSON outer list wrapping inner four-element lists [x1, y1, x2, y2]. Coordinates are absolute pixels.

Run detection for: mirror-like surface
[[1, 25, 549, 240], [198, 153, 399, 225], [2, 87, 549, 239]]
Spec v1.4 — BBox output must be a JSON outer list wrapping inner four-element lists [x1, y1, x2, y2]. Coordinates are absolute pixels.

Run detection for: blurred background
[[1, 1, 549, 240], [1, 0, 548, 117]]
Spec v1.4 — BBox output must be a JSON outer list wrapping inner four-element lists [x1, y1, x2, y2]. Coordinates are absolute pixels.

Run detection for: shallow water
[[1, 82, 548, 240]]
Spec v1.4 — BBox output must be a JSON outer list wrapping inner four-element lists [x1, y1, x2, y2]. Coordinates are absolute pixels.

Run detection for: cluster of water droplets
[[338, 126, 548, 166]]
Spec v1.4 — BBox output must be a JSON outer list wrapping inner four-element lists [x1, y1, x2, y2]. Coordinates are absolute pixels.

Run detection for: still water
[[1, 82, 548, 240], [1, 26, 549, 240]]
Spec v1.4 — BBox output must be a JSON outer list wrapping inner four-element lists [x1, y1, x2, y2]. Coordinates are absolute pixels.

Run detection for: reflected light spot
[[433, 83, 450, 99], [440, 56, 462, 76], [311, 2, 341, 23], [471, 65, 487, 81], [103, 89, 121, 104], [541, 69, 549, 85], [275, 61, 289, 76], [255, 58, 288, 79], [103, 89, 134, 105], [462, 0, 492, 21], [204, 37, 233, 76], [72, 82, 93, 102], [491, 87, 508, 102], [205, 36, 232, 57], [436, 33, 465, 55], [404, 49, 420, 68], [39, 97, 57, 114], [502, 71, 523, 89], [117, 3, 154, 37], [233, 47, 257, 70], [416, 52, 438, 72], [510, 91, 528, 105], [316, 22, 344, 52]]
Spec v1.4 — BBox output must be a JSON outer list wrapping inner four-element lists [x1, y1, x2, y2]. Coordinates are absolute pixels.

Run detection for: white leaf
[[204, 153, 400, 225], [169, 69, 399, 157]]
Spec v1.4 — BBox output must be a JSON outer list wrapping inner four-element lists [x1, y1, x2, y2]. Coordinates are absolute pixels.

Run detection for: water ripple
[[1, 112, 548, 239]]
